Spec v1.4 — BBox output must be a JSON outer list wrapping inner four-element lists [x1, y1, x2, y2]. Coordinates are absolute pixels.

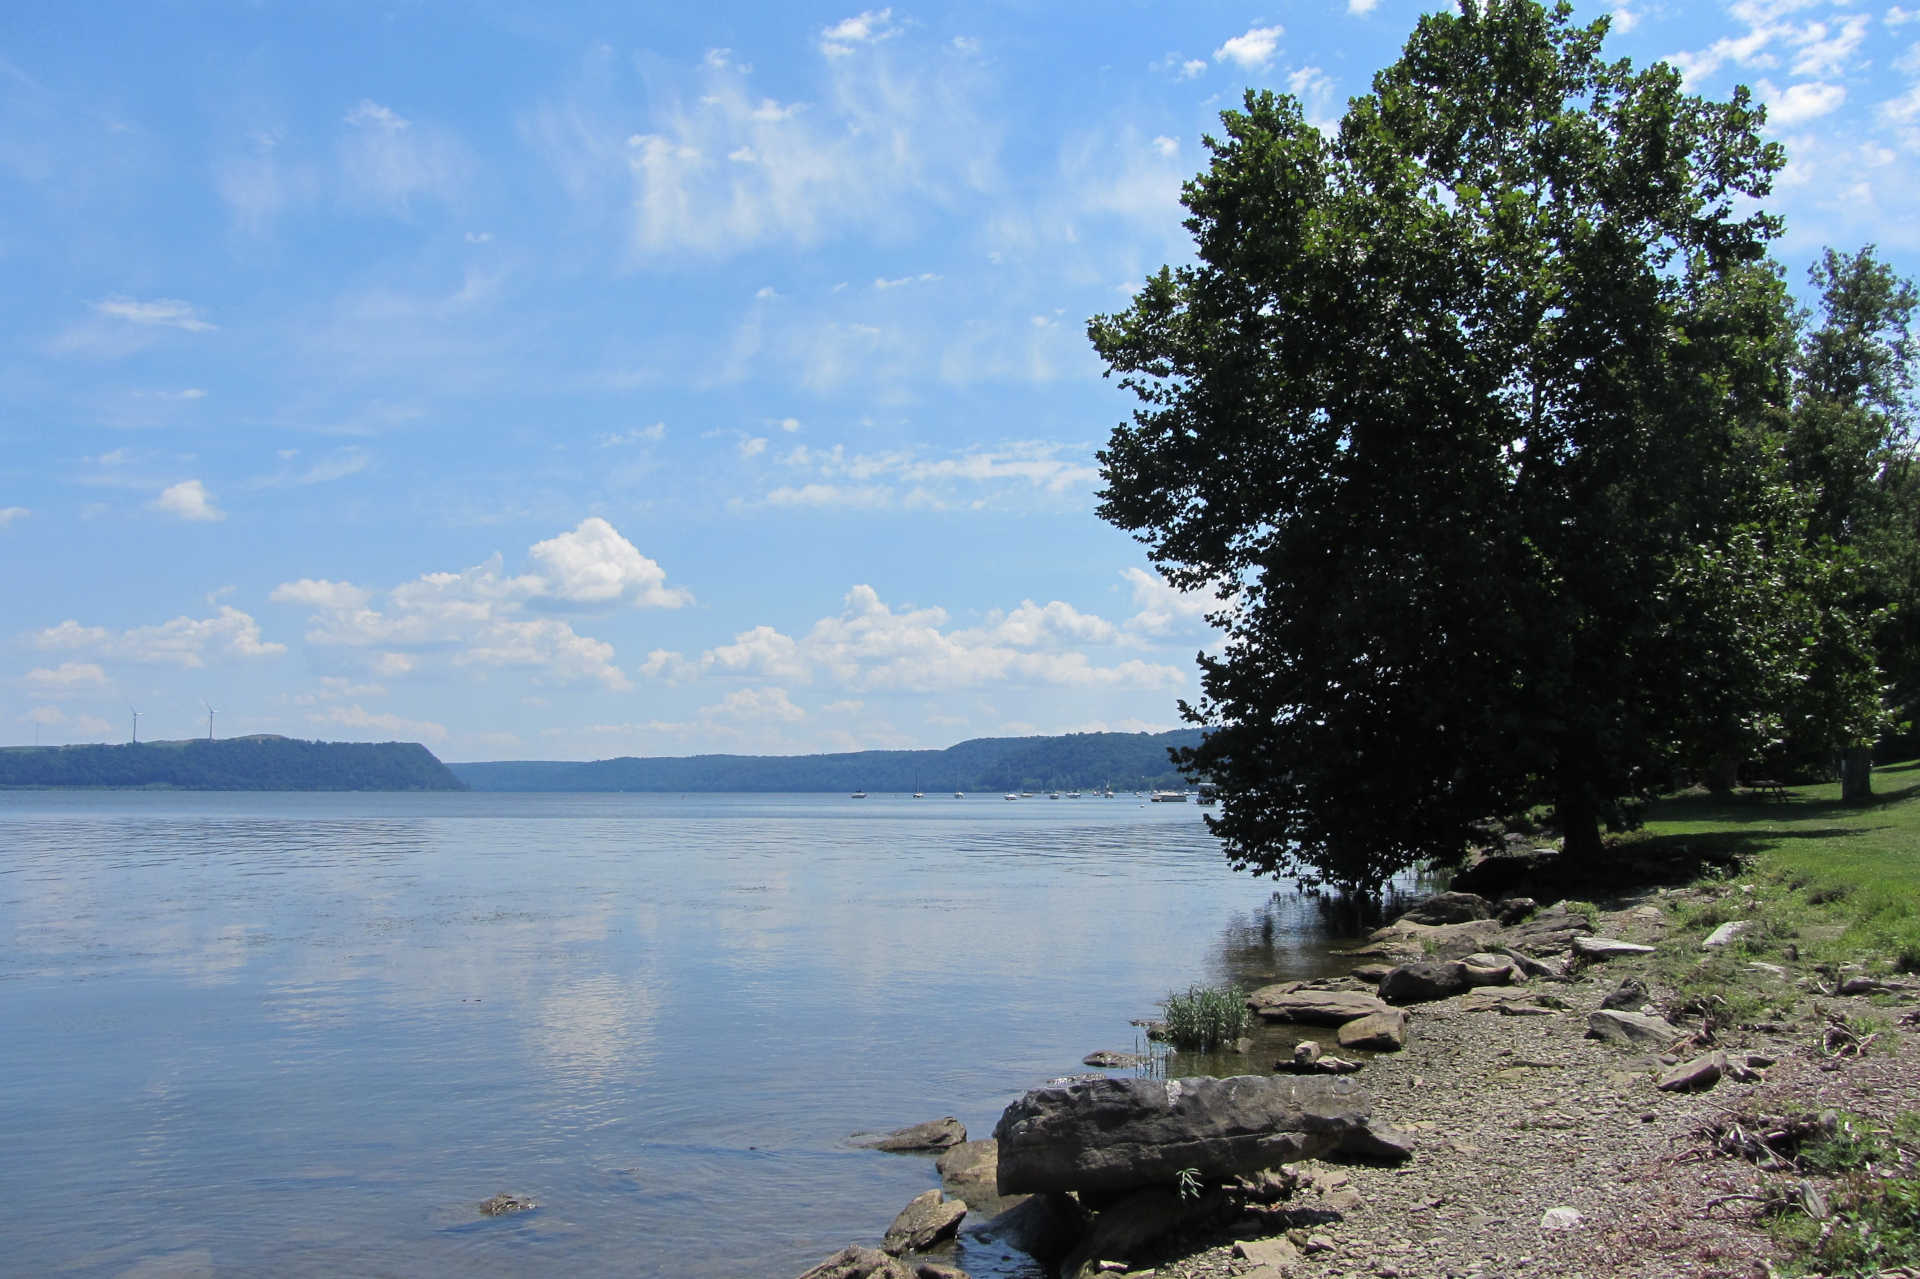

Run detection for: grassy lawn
[[1632, 759, 1920, 975]]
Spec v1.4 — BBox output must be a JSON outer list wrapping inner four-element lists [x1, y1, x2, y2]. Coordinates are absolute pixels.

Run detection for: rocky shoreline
[[802, 882, 1920, 1279]]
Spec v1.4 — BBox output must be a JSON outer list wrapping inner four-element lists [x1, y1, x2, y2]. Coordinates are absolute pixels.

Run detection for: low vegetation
[[1160, 984, 1251, 1051], [1637, 762, 1920, 1276]]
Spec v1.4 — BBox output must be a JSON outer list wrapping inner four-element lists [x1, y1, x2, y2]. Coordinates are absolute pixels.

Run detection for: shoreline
[[821, 877, 1920, 1279]]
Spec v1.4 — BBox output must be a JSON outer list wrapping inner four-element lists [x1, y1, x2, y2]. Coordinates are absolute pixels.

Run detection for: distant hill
[[450, 729, 1208, 793], [0, 736, 467, 791]]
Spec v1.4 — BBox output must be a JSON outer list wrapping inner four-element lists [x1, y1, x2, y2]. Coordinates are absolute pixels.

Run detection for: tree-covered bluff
[[0, 736, 467, 791], [450, 729, 1205, 793]]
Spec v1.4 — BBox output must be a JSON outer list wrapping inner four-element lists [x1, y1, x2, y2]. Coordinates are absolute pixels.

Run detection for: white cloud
[[67, 607, 286, 667], [1760, 79, 1847, 124], [310, 703, 448, 743], [705, 686, 806, 723], [1180, 59, 1208, 79], [1120, 567, 1232, 638], [874, 272, 941, 289], [1215, 25, 1284, 70], [525, 517, 693, 609], [281, 523, 682, 691], [153, 479, 224, 522], [738, 436, 769, 458], [1790, 15, 1869, 77], [1609, 5, 1640, 33], [1348, 0, 1380, 12], [0, 506, 27, 526], [31, 619, 110, 650], [271, 579, 372, 610], [820, 8, 902, 57], [672, 584, 1183, 696], [752, 440, 1100, 511], [339, 99, 470, 213], [22, 662, 109, 694], [92, 296, 216, 331]]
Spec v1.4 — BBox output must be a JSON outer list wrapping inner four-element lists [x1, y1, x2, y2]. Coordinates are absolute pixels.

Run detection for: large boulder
[[1586, 1009, 1680, 1048], [850, 1117, 967, 1152], [1396, 891, 1494, 925], [1246, 984, 1391, 1025], [1378, 961, 1473, 1005], [993, 1073, 1370, 1197]]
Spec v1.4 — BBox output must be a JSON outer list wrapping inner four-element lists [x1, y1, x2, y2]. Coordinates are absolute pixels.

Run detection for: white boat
[[850, 790, 867, 799], [1005, 792, 1019, 801], [1149, 790, 1188, 803], [954, 791, 965, 798]]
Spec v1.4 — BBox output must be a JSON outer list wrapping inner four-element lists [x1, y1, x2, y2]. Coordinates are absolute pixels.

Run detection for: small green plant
[[1162, 984, 1251, 1050], [1174, 1166, 1203, 1201], [1561, 899, 1599, 923], [1799, 1113, 1909, 1176], [1802, 1177, 1920, 1275]]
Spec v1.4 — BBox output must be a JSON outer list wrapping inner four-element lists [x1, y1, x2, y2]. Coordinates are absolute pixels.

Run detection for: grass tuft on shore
[[1161, 984, 1251, 1051]]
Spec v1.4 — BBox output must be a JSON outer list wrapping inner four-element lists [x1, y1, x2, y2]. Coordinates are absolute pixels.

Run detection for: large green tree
[[1091, 0, 1801, 895], [1783, 246, 1920, 799]]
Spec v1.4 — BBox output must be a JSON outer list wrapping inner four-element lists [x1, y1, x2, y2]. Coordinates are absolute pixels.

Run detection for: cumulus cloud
[[525, 517, 693, 609], [270, 579, 372, 610], [23, 662, 110, 694], [658, 584, 1184, 694], [273, 520, 684, 691], [1120, 567, 1234, 638], [1760, 79, 1846, 125], [153, 479, 224, 522], [705, 686, 806, 723], [32, 607, 286, 668], [1215, 25, 1284, 70]]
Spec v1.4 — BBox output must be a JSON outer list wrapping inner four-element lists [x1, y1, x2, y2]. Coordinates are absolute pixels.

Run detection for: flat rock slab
[[994, 1073, 1370, 1196], [881, 1190, 967, 1255], [1571, 936, 1656, 959], [1247, 985, 1390, 1025], [1395, 891, 1494, 925], [850, 1117, 967, 1152], [1587, 1009, 1680, 1048], [1082, 1050, 1145, 1069]]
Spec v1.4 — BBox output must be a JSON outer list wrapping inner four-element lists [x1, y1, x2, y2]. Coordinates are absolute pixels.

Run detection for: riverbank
[[818, 764, 1920, 1279]]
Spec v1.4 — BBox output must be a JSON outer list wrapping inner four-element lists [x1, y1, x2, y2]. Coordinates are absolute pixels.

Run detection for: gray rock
[[797, 1245, 916, 1279], [1571, 935, 1656, 959], [1459, 955, 1518, 986], [1656, 1050, 1729, 1093], [1396, 891, 1494, 925], [881, 1190, 967, 1255], [1586, 1009, 1679, 1048], [1539, 1206, 1585, 1231], [478, 1193, 536, 1217], [1495, 896, 1539, 925], [1082, 1050, 1145, 1069], [850, 1117, 967, 1152], [1493, 945, 1568, 980], [1292, 1040, 1323, 1068], [912, 1264, 969, 1279], [1700, 920, 1752, 949], [1378, 961, 1472, 1005], [993, 1073, 1370, 1196], [1336, 1121, 1416, 1164], [1058, 1185, 1230, 1279], [1350, 962, 1394, 984], [1335, 1009, 1408, 1052], [1246, 985, 1391, 1025], [934, 1140, 1004, 1210], [1599, 977, 1649, 1011], [971, 1193, 1086, 1264]]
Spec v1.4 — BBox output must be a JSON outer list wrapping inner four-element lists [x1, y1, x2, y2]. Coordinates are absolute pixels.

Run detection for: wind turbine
[[203, 700, 219, 742], [129, 704, 141, 744]]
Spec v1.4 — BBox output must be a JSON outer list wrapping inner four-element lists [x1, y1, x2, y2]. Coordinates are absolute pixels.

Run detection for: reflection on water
[[0, 791, 1347, 1278]]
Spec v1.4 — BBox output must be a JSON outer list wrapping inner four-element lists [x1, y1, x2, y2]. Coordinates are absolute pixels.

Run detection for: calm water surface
[[0, 791, 1352, 1278]]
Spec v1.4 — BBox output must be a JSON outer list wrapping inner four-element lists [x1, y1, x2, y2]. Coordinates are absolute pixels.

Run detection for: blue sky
[[6, 1, 1918, 762]]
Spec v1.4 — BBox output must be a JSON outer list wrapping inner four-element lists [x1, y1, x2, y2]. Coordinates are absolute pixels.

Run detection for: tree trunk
[[1556, 772, 1604, 866], [1841, 745, 1874, 804], [1706, 754, 1740, 798]]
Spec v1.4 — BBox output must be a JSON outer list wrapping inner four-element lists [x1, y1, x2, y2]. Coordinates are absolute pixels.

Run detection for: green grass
[[1161, 984, 1251, 1051], [1636, 764, 1920, 975]]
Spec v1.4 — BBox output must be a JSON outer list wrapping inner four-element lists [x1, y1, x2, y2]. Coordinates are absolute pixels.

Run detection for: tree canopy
[[1090, 0, 1803, 895]]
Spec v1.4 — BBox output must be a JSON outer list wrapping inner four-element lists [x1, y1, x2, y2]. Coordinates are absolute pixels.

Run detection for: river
[[0, 790, 1355, 1277]]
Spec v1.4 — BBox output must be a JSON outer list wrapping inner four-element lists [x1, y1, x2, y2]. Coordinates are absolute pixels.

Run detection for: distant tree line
[[450, 730, 1205, 793], [0, 736, 467, 791]]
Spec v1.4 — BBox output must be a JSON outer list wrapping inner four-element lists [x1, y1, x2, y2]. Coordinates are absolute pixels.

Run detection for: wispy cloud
[[93, 296, 217, 331]]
